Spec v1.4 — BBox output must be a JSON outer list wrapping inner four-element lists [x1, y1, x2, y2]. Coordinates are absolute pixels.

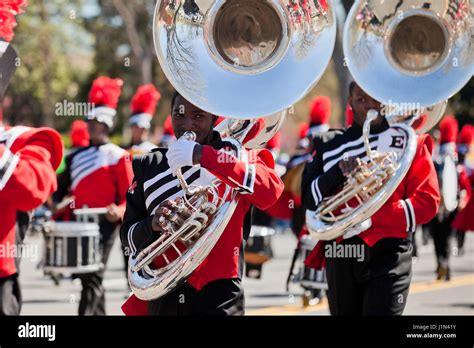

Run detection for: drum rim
[[43, 264, 102, 275], [44, 221, 100, 234], [44, 231, 100, 237]]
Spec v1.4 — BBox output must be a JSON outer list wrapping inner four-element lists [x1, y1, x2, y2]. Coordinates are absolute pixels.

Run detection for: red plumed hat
[[131, 84, 161, 115], [458, 124, 474, 145], [439, 115, 459, 144], [345, 104, 354, 128], [163, 115, 174, 136], [129, 84, 161, 129], [70, 120, 89, 148], [309, 96, 331, 126], [88, 76, 123, 109], [87, 76, 123, 128], [0, 0, 27, 42]]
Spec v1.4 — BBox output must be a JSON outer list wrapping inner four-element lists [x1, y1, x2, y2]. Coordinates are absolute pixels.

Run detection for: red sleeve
[[114, 155, 134, 217], [200, 145, 284, 210], [371, 134, 440, 232], [0, 144, 58, 211], [265, 190, 295, 219], [458, 168, 472, 207]]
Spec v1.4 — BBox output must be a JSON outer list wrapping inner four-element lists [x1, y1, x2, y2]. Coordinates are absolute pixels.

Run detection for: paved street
[[18, 227, 474, 315]]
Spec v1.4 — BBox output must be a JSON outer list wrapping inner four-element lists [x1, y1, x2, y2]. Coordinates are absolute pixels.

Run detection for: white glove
[[166, 137, 197, 174]]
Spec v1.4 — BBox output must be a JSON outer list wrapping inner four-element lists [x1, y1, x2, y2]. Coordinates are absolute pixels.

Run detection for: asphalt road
[[18, 227, 474, 316]]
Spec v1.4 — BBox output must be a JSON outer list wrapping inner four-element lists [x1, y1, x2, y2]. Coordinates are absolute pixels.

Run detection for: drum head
[[43, 221, 102, 275], [442, 156, 458, 212]]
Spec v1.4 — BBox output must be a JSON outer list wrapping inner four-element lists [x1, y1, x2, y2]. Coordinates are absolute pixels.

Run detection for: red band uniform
[[424, 116, 468, 280], [302, 119, 440, 315], [452, 125, 474, 253], [121, 122, 284, 315], [1, 0, 63, 315], [266, 96, 331, 301], [55, 77, 133, 315]]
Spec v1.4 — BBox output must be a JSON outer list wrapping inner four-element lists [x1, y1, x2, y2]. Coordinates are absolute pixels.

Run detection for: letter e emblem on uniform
[[390, 136, 405, 149]]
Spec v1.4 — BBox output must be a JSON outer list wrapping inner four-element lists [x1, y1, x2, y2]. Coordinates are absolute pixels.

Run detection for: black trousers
[[325, 236, 412, 316], [148, 278, 245, 316], [427, 214, 455, 267], [75, 220, 117, 316], [0, 274, 22, 315], [456, 230, 466, 249]]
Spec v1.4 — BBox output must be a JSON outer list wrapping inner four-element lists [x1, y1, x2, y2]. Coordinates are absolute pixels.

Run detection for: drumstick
[[73, 208, 109, 216]]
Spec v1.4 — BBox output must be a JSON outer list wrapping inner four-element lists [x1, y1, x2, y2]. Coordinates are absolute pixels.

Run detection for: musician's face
[[349, 84, 384, 127], [171, 95, 216, 144], [87, 120, 109, 145], [130, 125, 148, 144]]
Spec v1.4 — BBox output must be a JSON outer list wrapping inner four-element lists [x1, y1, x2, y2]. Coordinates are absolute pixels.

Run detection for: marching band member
[[452, 125, 474, 255], [266, 124, 311, 238], [0, 120, 63, 316], [0, 0, 63, 315], [126, 84, 161, 157], [120, 91, 284, 315], [268, 95, 333, 234], [244, 131, 282, 279], [425, 116, 467, 280], [55, 76, 133, 315], [267, 98, 332, 304], [302, 82, 440, 315], [70, 120, 90, 150], [54, 120, 90, 176], [307, 95, 331, 137]]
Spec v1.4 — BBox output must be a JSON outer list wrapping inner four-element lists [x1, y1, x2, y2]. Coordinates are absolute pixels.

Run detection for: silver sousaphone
[[306, 0, 473, 241], [128, 0, 337, 300]]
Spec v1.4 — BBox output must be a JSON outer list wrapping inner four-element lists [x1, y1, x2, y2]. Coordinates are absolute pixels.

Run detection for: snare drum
[[43, 222, 102, 275], [244, 226, 275, 279], [292, 235, 328, 291]]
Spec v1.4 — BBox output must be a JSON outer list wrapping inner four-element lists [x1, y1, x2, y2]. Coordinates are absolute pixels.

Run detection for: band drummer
[[302, 82, 440, 315], [120, 91, 284, 316], [452, 125, 474, 255], [54, 77, 133, 315], [266, 96, 333, 305], [425, 116, 471, 280]]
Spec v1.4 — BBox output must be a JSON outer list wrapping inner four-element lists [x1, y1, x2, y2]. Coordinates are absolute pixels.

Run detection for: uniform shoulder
[[311, 128, 345, 148], [139, 147, 167, 165], [101, 143, 129, 161], [131, 147, 167, 176], [67, 146, 91, 161]]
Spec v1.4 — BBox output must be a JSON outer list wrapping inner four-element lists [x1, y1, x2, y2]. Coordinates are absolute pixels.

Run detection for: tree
[[5, 0, 93, 128], [111, 0, 154, 84], [83, 0, 175, 137]]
